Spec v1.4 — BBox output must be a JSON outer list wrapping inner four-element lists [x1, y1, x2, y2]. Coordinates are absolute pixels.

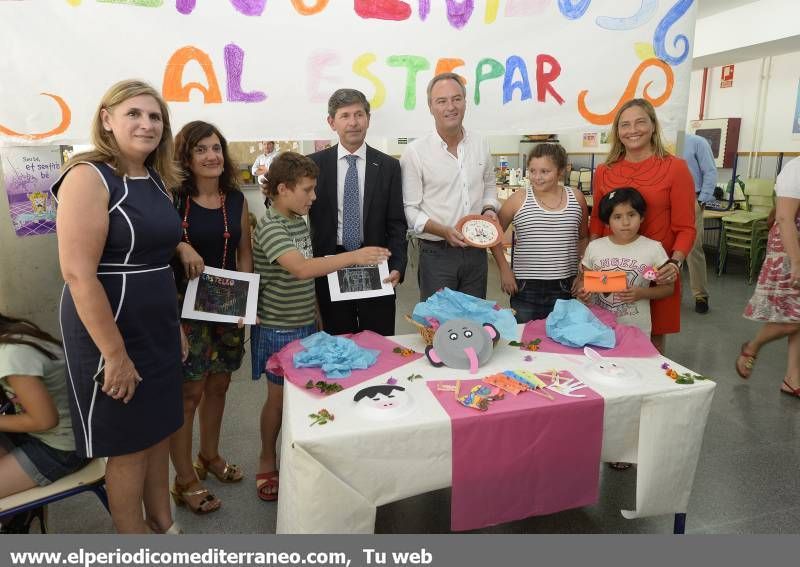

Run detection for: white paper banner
[[0, 1, 696, 145]]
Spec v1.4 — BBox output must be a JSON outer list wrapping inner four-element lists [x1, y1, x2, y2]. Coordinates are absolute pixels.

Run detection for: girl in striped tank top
[[491, 143, 589, 322]]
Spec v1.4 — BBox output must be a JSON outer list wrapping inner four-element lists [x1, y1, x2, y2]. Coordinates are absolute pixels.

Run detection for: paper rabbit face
[[583, 347, 639, 380], [426, 319, 498, 374]]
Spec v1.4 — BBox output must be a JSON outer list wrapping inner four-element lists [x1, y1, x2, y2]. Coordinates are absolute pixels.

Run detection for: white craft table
[[276, 328, 715, 534]]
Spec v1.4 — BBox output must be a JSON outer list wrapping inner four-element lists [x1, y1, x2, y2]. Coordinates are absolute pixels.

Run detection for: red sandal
[[256, 471, 279, 501], [735, 342, 757, 379], [780, 380, 800, 398]]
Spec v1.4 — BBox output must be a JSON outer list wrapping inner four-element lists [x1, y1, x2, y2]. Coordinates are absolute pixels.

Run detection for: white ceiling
[[696, 0, 761, 19]]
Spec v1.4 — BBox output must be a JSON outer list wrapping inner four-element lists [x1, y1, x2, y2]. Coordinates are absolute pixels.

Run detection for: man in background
[[251, 140, 279, 178], [683, 133, 718, 314]]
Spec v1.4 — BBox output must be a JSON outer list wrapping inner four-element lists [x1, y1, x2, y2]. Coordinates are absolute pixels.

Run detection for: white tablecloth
[[276, 328, 715, 533]]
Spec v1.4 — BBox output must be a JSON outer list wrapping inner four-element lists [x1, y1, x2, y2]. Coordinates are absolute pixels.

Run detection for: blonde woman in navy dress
[[53, 80, 185, 534]]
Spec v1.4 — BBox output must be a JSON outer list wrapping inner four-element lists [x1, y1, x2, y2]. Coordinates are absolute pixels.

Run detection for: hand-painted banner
[[0, 1, 696, 145]]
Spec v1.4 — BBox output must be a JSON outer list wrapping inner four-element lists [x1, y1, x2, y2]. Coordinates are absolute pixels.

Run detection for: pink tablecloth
[[268, 330, 422, 395], [428, 378, 604, 531], [521, 305, 659, 357]]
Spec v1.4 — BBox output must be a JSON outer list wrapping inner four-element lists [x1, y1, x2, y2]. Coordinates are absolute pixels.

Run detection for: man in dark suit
[[308, 89, 408, 336]]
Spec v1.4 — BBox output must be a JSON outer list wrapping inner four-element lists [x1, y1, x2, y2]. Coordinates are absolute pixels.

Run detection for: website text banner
[[0, 534, 790, 567], [0, 1, 696, 145]]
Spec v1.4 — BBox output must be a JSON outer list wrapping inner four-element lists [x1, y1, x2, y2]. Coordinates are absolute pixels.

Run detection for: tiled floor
[[45, 252, 800, 534]]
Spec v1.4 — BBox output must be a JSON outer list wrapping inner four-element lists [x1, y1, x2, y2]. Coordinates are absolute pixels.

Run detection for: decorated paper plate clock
[[455, 215, 503, 248]]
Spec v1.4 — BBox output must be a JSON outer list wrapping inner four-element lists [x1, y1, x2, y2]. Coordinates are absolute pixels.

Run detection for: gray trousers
[[417, 239, 488, 301]]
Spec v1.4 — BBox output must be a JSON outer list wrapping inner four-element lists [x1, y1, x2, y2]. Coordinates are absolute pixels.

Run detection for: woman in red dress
[[590, 99, 696, 353]]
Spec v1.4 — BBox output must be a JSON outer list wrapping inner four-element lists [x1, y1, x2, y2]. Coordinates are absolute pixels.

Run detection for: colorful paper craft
[[457, 384, 504, 411], [483, 373, 528, 395], [583, 270, 627, 292], [506, 369, 555, 400]]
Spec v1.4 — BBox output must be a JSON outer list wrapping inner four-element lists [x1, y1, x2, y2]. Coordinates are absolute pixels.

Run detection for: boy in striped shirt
[[251, 152, 390, 502]]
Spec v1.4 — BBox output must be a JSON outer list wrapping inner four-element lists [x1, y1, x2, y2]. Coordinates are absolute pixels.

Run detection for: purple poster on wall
[[2, 146, 61, 237]]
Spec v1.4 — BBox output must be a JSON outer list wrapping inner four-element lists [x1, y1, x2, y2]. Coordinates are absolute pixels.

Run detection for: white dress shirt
[[401, 129, 498, 241], [336, 143, 367, 246], [251, 151, 279, 176]]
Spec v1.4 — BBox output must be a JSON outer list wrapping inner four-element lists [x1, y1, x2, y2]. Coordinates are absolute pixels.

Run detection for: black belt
[[419, 239, 450, 248]]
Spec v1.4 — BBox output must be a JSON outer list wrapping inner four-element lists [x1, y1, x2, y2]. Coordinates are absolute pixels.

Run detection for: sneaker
[[694, 297, 709, 314]]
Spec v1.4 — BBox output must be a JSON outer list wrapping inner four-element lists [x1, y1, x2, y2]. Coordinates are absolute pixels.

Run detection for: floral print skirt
[[180, 320, 245, 381], [744, 219, 800, 323]]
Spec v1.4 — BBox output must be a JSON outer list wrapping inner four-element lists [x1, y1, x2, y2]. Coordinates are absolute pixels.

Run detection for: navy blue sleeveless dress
[[53, 162, 183, 458]]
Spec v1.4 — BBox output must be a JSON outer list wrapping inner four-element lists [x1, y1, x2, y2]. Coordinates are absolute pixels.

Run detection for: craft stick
[[532, 388, 554, 401], [454, 379, 460, 400]]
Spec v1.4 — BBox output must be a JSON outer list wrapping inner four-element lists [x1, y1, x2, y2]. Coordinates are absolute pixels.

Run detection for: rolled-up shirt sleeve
[[401, 147, 429, 234]]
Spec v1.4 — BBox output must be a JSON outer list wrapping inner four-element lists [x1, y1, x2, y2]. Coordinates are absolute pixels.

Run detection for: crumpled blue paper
[[545, 299, 616, 348], [412, 288, 517, 339], [293, 332, 380, 378]]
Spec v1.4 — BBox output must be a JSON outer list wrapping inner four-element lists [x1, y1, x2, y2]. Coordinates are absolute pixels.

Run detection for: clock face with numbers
[[456, 215, 502, 248]]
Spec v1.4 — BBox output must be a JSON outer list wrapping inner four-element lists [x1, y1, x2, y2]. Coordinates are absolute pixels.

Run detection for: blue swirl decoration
[[596, 0, 657, 31], [558, 0, 591, 20], [653, 0, 694, 66]]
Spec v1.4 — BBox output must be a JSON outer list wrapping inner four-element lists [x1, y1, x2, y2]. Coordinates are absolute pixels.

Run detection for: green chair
[[718, 215, 769, 283]]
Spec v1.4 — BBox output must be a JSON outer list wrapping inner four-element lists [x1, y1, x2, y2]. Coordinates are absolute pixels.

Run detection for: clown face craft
[[425, 319, 499, 374]]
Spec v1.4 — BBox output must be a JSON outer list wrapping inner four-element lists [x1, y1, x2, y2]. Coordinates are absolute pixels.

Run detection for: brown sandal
[[194, 453, 244, 483], [256, 471, 279, 501], [735, 342, 757, 379], [170, 478, 221, 515]]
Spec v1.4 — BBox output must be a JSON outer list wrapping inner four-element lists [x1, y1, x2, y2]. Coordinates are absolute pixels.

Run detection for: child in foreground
[[250, 152, 390, 502], [579, 187, 673, 336]]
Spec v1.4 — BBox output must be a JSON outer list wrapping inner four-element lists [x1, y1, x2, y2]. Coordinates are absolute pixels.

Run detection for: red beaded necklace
[[181, 191, 231, 269]]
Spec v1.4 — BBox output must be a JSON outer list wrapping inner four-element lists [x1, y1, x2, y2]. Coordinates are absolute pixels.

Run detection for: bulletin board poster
[[1, 147, 60, 237], [0, 1, 697, 145]]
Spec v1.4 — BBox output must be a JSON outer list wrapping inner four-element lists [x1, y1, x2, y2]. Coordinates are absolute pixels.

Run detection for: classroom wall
[[686, 50, 800, 180], [0, 174, 63, 337]]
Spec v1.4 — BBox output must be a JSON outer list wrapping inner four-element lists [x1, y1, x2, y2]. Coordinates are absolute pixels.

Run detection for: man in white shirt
[[401, 72, 499, 300], [251, 140, 278, 177]]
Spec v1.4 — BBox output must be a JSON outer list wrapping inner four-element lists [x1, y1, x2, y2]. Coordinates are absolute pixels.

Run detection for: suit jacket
[[308, 144, 408, 278]]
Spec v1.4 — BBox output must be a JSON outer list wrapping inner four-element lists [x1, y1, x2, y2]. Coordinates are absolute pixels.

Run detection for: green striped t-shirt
[[253, 206, 316, 328]]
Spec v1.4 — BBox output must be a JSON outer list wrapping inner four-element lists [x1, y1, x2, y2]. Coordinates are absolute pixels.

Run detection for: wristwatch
[[666, 258, 683, 270], [480, 205, 497, 215]]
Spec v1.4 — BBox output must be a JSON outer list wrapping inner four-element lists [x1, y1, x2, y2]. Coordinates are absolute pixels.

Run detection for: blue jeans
[[510, 277, 575, 323]]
